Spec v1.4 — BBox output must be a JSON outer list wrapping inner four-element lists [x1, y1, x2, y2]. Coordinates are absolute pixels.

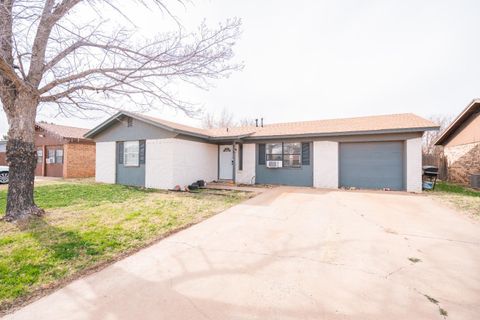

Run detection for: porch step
[[212, 179, 235, 185]]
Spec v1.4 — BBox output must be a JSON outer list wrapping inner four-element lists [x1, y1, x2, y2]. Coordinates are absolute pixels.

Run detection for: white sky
[[1, 0, 480, 135]]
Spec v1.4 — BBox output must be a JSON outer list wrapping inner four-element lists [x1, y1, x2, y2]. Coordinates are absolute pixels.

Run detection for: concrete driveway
[[6, 187, 480, 319]]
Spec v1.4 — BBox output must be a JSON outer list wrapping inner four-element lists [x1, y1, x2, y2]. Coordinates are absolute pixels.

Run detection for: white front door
[[219, 145, 233, 180]]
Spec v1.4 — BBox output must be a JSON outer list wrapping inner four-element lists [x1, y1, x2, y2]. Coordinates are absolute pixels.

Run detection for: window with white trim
[[47, 149, 55, 164], [37, 148, 43, 164], [124, 141, 140, 166], [55, 149, 64, 164], [266, 142, 302, 168]]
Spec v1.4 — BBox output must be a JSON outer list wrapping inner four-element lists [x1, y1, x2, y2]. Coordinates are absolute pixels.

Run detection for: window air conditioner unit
[[471, 174, 480, 189], [45, 158, 51, 164], [266, 160, 282, 168]]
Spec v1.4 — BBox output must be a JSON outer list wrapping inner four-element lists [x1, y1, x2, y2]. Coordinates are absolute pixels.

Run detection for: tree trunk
[[3, 92, 44, 222]]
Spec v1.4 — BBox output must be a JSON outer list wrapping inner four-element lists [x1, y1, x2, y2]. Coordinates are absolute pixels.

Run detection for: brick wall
[[0, 152, 6, 166], [444, 142, 480, 185], [63, 143, 96, 178]]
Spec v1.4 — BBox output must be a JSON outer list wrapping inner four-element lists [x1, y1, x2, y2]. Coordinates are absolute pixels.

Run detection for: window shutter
[[301, 142, 310, 165], [258, 144, 266, 165], [139, 140, 146, 164], [239, 144, 243, 170], [118, 141, 124, 164]]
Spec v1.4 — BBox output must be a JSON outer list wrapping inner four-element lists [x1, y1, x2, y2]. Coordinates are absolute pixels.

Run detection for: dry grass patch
[[0, 183, 252, 312], [428, 181, 480, 217]]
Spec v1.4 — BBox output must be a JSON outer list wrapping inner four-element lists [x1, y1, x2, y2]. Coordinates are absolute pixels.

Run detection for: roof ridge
[[212, 112, 420, 130]]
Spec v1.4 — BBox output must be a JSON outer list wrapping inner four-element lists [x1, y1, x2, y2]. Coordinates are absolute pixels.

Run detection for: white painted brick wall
[[145, 138, 217, 189], [313, 141, 339, 189], [172, 139, 218, 188], [95, 141, 116, 183], [236, 143, 256, 184], [145, 139, 175, 189], [406, 137, 422, 192]]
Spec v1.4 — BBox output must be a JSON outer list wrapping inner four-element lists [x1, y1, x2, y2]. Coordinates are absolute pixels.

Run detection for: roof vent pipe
[[261, 118, 263, 127], [255, 119, 258, 127]]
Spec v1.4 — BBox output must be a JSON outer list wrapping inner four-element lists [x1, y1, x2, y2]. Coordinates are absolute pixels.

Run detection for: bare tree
[[423, 114, 454, 154], [202, 108, 235, 128], [202, 107, 255, 128], [0, 0, 241, 221]]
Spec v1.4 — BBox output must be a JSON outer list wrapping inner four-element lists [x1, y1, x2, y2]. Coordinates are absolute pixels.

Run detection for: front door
[[219, 145, 233, 180], [45, 146, 64, 177]]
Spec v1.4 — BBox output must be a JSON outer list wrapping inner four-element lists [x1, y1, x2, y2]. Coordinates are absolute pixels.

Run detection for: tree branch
[[27, 0, 82, 86], [3, 1, 241, 120], [0, 55, 26, 89]]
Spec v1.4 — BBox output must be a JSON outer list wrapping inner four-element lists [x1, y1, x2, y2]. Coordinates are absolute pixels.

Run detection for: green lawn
[[0, 182, 252, 312], [428, 181, 480, 216], [433, 181, 480, 197]]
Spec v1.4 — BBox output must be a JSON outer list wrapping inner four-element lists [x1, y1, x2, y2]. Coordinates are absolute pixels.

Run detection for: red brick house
[[0, 123, 95, 177], [33, 123, 95, 178], [435, 99, 480, 185]]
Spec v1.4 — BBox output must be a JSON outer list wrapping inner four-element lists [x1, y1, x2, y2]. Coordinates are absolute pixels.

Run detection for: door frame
[[218, 144, 234, 180]]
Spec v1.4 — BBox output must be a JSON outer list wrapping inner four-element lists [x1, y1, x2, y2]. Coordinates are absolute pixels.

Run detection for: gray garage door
[[339, 141, 404, 190]]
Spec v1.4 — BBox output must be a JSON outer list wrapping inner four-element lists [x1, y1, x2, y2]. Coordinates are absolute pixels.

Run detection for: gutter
[[235, 126, 440, 141]]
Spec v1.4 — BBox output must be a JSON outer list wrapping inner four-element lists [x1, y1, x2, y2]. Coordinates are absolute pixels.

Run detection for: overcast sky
[[1, 0, 480, 135]]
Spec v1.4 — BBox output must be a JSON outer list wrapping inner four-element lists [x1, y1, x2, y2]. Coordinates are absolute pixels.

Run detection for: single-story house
[[85, 111, 437, 192], [34, 122, 96, 178], [435, 99, 480, 185]]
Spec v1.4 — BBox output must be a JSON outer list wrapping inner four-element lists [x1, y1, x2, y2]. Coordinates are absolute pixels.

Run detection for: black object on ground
[[188, 183, 199, 190], [422, 166, 439, 190]]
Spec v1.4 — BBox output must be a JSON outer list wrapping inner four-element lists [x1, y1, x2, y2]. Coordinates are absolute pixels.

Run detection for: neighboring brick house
[[34, 123, 95, 178], [435, 99, 480, 185]]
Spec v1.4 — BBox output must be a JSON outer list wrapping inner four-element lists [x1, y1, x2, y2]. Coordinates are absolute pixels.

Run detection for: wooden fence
[[422, 153, 448, 180]]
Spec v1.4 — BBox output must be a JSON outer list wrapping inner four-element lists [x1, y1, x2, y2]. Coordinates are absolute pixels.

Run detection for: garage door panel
[[340, 142, 404, 190]]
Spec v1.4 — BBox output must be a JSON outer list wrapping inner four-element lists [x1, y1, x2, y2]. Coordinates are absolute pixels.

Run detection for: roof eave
[[434, 99, 480, 146], [84, 111, 212, 140], [208, 133, 255, 141], [84, 112, 439, 143], [240, 126, 439, 141], [83, 112, 124, 139]]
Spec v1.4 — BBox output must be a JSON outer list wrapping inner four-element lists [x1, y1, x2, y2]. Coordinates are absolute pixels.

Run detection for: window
[[266, 143, 282, 161], [47, 149, 56, 164], [283, 142, 301, 167], [37, 148, 43, 164], [127, 117, 133, 127], [55, 149, 64, 164], [124, 141, 139, 166], [265, 142, 302, 168]]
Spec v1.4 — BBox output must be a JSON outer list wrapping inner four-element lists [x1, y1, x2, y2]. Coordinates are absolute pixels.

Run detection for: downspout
[[217, 144, 220, 181], [232, 141, 236, 184]]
